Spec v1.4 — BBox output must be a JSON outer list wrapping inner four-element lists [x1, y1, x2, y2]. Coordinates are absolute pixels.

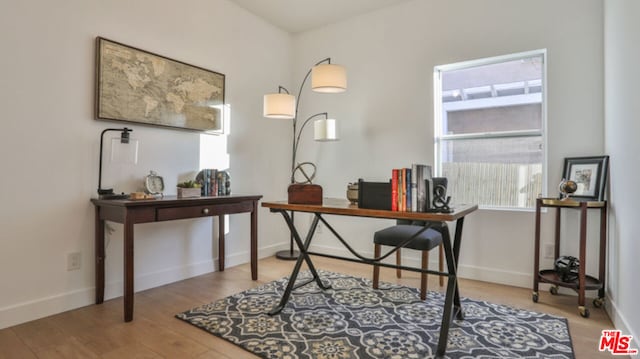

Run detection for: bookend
[[429, 177, 453, 213]]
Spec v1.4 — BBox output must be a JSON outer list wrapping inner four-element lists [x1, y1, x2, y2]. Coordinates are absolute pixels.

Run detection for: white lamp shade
[[312, 64, 347, 93], [263, 93, 295, 119], [314, 118, 339, 141]]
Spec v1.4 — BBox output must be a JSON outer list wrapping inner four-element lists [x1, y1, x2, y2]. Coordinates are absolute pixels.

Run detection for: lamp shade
[[314, 118, 339, 141], [110, 137, 139, 164], [263, 93, 295, 119], [312, 64, 347, 93]]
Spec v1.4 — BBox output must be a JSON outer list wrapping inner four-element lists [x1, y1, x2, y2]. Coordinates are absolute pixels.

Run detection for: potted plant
[[177, 180, 202, 198]]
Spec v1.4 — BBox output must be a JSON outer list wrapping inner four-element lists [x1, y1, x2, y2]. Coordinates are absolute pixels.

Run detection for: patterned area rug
[[176, 270, 574, 359]]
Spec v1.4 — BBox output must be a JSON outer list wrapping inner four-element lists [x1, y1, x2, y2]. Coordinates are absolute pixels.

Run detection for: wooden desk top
[[262, 198, 477, 221], [91, 194, 263, 208]]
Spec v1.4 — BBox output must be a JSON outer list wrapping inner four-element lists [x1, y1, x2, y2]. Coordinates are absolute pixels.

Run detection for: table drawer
[[156, 202, 253, 221]]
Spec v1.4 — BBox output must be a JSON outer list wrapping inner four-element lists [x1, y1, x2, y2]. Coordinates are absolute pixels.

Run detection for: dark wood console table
[[91, 194, 262, 322], [262, 198, 477, 357]]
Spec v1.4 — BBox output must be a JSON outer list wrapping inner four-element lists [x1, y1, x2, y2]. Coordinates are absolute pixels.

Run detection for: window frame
[[433, 49, 548, 211]]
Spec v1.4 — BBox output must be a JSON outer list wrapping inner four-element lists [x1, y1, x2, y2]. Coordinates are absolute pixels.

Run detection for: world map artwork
[[96, 38, 225, 132]]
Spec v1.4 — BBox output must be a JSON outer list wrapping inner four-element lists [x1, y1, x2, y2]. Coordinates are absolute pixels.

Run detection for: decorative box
[[288, 184, 323, 205], [177, 187, 201, 198]]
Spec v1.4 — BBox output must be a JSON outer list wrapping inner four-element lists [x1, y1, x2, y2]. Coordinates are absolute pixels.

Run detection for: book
[[204, 169, 210, 196], [424, 165, 433, 210], [391, 169, 399, 211], [398, 169, 404, 211], [411, 164, 418, 212], [405, 167, 412, 211], [414, 164, 433, 212]]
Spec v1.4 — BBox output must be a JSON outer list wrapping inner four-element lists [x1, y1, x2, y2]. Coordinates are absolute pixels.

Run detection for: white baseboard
[[457, 264, 532, 289], [308, 243, 532, 288], [605, 293, 639, 353], [0, 243, 285, 330], [0, 286, 95, 331], [104, 259, 217, 300]]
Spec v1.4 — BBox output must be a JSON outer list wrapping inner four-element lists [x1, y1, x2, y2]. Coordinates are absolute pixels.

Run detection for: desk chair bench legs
[[372, 223, 445, 300]]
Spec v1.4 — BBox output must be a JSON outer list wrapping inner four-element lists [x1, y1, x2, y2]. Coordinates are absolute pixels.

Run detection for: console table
[[262, 198, 477, 357], [91, 194, 262, 322]]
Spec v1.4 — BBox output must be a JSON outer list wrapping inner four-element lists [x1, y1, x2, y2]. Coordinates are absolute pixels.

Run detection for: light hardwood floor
[[0, 256, 617, 358]]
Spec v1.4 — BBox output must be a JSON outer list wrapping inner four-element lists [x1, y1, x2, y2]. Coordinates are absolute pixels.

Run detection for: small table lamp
[[97, 127, 138, 199]]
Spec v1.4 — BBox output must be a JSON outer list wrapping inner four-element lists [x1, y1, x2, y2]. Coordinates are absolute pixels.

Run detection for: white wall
[[0, 0, 292, 328], [604, 0, 640, 347], [292, 0, 605, 290]]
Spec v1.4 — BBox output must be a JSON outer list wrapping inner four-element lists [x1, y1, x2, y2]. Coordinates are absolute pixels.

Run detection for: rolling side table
[[532, 197, 607, 318]]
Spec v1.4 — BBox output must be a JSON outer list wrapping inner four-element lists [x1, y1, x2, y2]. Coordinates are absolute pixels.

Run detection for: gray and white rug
[[177, 270, 574, 358]]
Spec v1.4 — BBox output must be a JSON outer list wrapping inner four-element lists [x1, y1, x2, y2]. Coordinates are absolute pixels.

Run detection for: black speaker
[[358, 179, 392, 210]]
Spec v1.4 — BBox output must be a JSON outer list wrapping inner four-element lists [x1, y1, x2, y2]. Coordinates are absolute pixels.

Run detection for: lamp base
[[99, 193, 129, 200], [275, 249, 300, 260]]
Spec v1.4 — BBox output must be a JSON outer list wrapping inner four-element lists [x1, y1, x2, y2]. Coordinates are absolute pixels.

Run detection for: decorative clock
[[144, 170, 165, 197]]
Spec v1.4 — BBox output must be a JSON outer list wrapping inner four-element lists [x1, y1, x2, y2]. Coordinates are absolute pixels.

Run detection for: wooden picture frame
[[562, 155, 609, 201], [95, 37, 225, 133]]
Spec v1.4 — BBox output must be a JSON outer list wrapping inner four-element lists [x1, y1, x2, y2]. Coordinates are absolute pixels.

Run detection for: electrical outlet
[[67, 252, 81, 271], [543, 243, 555, 259]]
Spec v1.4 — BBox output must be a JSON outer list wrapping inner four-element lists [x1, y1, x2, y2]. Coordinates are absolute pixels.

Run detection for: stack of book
[[196, 169, 231, 196], [391, 164, 433, 212]]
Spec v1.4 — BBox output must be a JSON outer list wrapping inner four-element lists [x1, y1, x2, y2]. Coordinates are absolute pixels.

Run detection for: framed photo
[[562, 156, 609, 201], [95, 37, 225, 133]]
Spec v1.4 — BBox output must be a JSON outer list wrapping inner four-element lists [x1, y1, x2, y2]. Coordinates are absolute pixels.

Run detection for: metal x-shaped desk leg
[[268, 211, 331, 315], [436, 217, 466, 357]]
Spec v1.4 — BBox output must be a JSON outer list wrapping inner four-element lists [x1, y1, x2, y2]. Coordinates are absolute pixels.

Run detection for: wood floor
[[0, 256, 616, 358]]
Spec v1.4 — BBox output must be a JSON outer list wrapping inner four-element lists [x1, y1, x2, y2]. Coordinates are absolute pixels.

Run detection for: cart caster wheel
[[579, 306, 590, 318], [532, 292, 539, 303], [550, 286, 559, 295], [593, 297, 604, 308]]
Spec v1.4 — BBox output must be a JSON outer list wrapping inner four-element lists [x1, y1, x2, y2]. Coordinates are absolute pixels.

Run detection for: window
[[434, 50, 546, 210]]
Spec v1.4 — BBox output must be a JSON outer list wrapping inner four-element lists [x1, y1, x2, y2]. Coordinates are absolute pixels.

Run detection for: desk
[[91, 194, 262, 322], [262, 198, 477, 357]]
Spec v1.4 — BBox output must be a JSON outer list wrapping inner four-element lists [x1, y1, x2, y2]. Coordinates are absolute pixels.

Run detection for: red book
[[391, 169, 399, 211]]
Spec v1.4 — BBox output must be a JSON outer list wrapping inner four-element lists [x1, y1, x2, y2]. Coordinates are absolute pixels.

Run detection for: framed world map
[[95, 37, 225, 133]]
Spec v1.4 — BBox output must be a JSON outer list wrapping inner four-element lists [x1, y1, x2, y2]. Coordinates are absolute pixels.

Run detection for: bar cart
[[532, 197, 607, 318]]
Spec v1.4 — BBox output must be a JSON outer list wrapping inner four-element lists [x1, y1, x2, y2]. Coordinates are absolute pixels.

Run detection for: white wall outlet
[[67, 252, 81, 271], [543, 243, 555, 259]]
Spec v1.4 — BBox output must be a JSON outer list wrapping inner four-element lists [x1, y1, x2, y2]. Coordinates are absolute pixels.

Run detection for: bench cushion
[[374, 225, 442, 251]]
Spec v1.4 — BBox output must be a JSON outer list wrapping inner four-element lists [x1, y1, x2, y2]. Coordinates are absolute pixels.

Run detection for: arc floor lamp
[[263, 58, 347, 259]]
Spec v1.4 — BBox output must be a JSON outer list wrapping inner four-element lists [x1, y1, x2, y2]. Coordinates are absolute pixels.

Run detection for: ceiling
[[228, 0, 413, 33]]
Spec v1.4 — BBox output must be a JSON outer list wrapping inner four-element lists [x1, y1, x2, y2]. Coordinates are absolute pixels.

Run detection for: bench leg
[[396, 248, 402, 278], [373, 244, 381, 289], [421, 250, 429, 300]]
